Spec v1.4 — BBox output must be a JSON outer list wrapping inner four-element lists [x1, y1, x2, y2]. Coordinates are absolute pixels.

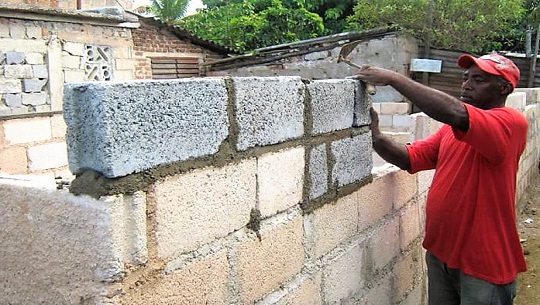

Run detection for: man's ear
[[500, 83, 513, 95]]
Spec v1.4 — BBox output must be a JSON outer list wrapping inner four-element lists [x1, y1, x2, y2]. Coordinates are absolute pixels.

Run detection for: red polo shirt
[[406, 103, 528, 284]]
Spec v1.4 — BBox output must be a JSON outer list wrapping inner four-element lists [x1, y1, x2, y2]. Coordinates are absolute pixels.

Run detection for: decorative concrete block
[[308, 79, 355, 134], [308, 144, 328, 199], [63, 78, 230, 177], [331, 133, 373, 187], [233, 77, 304, 151]]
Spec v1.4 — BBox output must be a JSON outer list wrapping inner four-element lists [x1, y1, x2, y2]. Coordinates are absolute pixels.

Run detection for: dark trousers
[[426, 252, 517, 305]]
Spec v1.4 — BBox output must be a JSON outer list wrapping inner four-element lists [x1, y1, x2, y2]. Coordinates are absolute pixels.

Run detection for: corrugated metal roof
[[203, 26, 400, 71]]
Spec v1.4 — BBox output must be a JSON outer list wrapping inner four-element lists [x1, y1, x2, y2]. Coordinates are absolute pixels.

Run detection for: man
[[355, 53, 528, 305]]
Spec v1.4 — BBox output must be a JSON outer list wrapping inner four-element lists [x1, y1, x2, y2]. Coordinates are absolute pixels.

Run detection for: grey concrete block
[[22, 92, 47, 106], [233, 76, 304, 151], [309, 79, 355, 135], [32, 64, 48, 79], [6, 51, 25, 64], [0, 79, 21, 94], [5, 93, 22, 107], [4, 65, 33, 79], [23, 78, 48, 92], [0, 185, 124, 304], [63, 78, 229, 178], [308, 144, 328, 199], [353, 81, 372, 127], [331, 133, 373, 187]]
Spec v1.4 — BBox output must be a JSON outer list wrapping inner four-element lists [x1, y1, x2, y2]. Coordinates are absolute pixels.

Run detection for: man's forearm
[[389, 74, 468, 130], [372, 133, 411, 170]]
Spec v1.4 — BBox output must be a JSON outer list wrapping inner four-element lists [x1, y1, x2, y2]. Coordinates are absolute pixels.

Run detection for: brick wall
[[132, 19, 226, 79]]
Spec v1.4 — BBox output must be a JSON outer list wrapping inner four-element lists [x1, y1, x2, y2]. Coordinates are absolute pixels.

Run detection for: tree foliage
[[347, 0, 525, 53], [151, 0, 190, 24], [178, 0, 324, 52]]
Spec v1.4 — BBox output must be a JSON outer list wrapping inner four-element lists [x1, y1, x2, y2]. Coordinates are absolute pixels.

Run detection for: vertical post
[[422, 0, 434, 86], [528, 24, 540, 88]]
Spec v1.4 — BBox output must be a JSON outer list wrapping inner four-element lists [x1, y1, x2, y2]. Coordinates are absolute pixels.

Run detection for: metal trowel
[[337, 40, 377, 95]]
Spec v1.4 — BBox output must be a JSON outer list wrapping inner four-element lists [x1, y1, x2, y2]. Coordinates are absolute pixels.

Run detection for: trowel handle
[[341, 58, 377, 95]]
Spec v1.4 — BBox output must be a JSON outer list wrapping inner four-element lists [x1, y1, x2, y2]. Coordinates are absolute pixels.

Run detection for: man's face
[[460, 65, 509, 109]]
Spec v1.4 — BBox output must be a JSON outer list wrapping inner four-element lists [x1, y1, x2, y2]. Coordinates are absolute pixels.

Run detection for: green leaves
[[179, 0, 324, 52], [347, 0, 525, 53], [151, 0, 190, 24]]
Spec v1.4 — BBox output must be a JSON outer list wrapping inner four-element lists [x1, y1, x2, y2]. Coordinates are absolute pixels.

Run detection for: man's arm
[[370, 108, 411, 170], [357, 67, 469, 131]]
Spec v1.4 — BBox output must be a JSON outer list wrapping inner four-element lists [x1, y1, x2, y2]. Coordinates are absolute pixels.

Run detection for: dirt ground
[[515, 172, 540, 305]]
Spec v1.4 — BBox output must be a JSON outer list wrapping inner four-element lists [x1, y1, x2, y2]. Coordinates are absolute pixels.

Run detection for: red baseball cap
[[457, 53, 520, 88]]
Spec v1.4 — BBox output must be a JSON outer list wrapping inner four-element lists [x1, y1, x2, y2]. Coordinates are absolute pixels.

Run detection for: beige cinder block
[[236, 213, 304, 304], [0, 146, 28, 173], [307, 192, 359, 259], [3, 117, 52, 145], [321, 242, 364, 304], [257, 147, 305, 217], [275, 273, 322, 305], [120, 250, 230, 305], [153, 159, 257, 258]]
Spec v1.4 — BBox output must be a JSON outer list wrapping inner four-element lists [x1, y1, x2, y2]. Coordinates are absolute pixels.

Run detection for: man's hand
[[354, 65, 396, 86], [369, 107, 382, 139]]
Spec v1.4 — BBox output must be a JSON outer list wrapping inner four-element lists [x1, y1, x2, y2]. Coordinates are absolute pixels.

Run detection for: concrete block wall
[[0, 13, 136, 177], [53, 76, 427, 305], [1, 77, 539, 305]]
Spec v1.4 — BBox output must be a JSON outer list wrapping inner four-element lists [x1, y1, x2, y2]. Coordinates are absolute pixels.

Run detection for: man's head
[[457, 53, 520, 109]]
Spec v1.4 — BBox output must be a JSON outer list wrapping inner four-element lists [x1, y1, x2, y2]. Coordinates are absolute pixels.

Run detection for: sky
[[132, 0, 205, 16], [185, 0, 205, 16]]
